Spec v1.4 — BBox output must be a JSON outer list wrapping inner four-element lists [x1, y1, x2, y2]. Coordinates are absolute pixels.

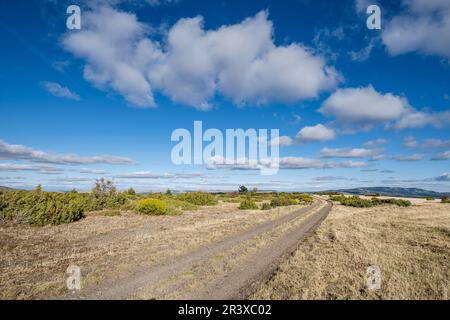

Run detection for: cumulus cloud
[[320, 147, 381, 158], [390, 110, 450, 130], [382, 0, 450, 60], [40, 81, 80, 101], [320, 85, 410, 129], [296, 124, 336, 143], [321, 85, 450, 130], [0, 139, 133, 165], [62, 8, 340, 109]]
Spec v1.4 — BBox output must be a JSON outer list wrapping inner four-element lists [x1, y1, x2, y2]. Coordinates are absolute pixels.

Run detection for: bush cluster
[[176, 192, 218, 206], [260, 203, 273, 210], [330, 195, 412, 208], [238, 198, 258, 210], [0, 190, 84, 225]]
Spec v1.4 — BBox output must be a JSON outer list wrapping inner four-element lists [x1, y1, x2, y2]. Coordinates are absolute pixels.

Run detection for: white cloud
[[320, 147, 381, 158], [363, 138, 388, 148], [390, 154, 424, 161], [320, 85, 410, 129], [80, 168, 108, 174], [205, 155, 367, 170], [296, 124, 336, 143], [0, 139, 133, 165], [432, 151, 450, 160], [63, 8, 340, 109], [115, 172, 206, 179], [40, 81, 80, 101], [403, 137, 450, 148], [435, 173, 450, 181], [270, 136, 293, 147], [382, 0, 450, 60], [372, 153, 424, 161], [390, 110, 450, 130], [321, 85, 450, 130], [0, 163, 64, 173]]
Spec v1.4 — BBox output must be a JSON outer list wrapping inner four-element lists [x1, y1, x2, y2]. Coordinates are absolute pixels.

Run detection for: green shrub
[[239, 198, 258, 210], [176, 192, 218, 206], [298, 194, 314, 204], [341, 196, 374, 208], [135, 199, 176, 215], [0, 190, 84, 225], [270, 195, 293, 207], [329, 195, 348, 202], [441, 196, 450, 204], [331, 195, 412, 208], [260, 203, 273, 210]]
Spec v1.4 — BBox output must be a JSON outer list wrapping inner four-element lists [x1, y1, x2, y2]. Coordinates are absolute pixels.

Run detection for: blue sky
[[0, 0, 449, 192]]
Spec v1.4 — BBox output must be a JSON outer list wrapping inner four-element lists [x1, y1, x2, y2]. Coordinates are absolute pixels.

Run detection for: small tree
[[238, 185, 248, 193], [34, 184, 42, 193], [165, 189, 172, 195], [92, 178, 117, 198], [126, 187, 136, 196]]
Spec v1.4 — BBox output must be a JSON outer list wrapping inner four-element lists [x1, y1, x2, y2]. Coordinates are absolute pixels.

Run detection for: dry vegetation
[[252, 197, 450, 300]]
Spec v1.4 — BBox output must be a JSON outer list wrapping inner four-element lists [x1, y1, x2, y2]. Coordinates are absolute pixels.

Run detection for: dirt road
[[76, 198, 332, 300]]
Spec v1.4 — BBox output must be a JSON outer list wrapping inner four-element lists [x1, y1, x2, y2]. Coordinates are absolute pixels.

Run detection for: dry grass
[[0, 202, 304, 299], [252, 198, 450, 300]]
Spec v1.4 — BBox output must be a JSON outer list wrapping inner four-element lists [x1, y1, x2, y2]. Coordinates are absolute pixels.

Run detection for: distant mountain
[[324, 187, 447, 198], [0, 186, 16, 191]]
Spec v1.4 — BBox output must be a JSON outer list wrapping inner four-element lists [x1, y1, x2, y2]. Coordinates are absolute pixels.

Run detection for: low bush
[[238, 198, 258, 210], [176, 192, 218, 206], [441, 196, 450, 204], [135, 199, 176, 215]]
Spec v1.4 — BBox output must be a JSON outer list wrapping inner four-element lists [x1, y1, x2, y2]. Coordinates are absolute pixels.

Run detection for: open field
[[0, 196, 329, 299], [1, 191, 448, 300], [252, 197, 450, 300]]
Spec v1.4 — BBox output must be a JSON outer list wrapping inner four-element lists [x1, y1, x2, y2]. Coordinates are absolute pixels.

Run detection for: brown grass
[[252, 198, 450, 300]]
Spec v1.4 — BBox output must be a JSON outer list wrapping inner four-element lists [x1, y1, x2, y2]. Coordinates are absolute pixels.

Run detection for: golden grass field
[[253, 197, 450, 300]]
